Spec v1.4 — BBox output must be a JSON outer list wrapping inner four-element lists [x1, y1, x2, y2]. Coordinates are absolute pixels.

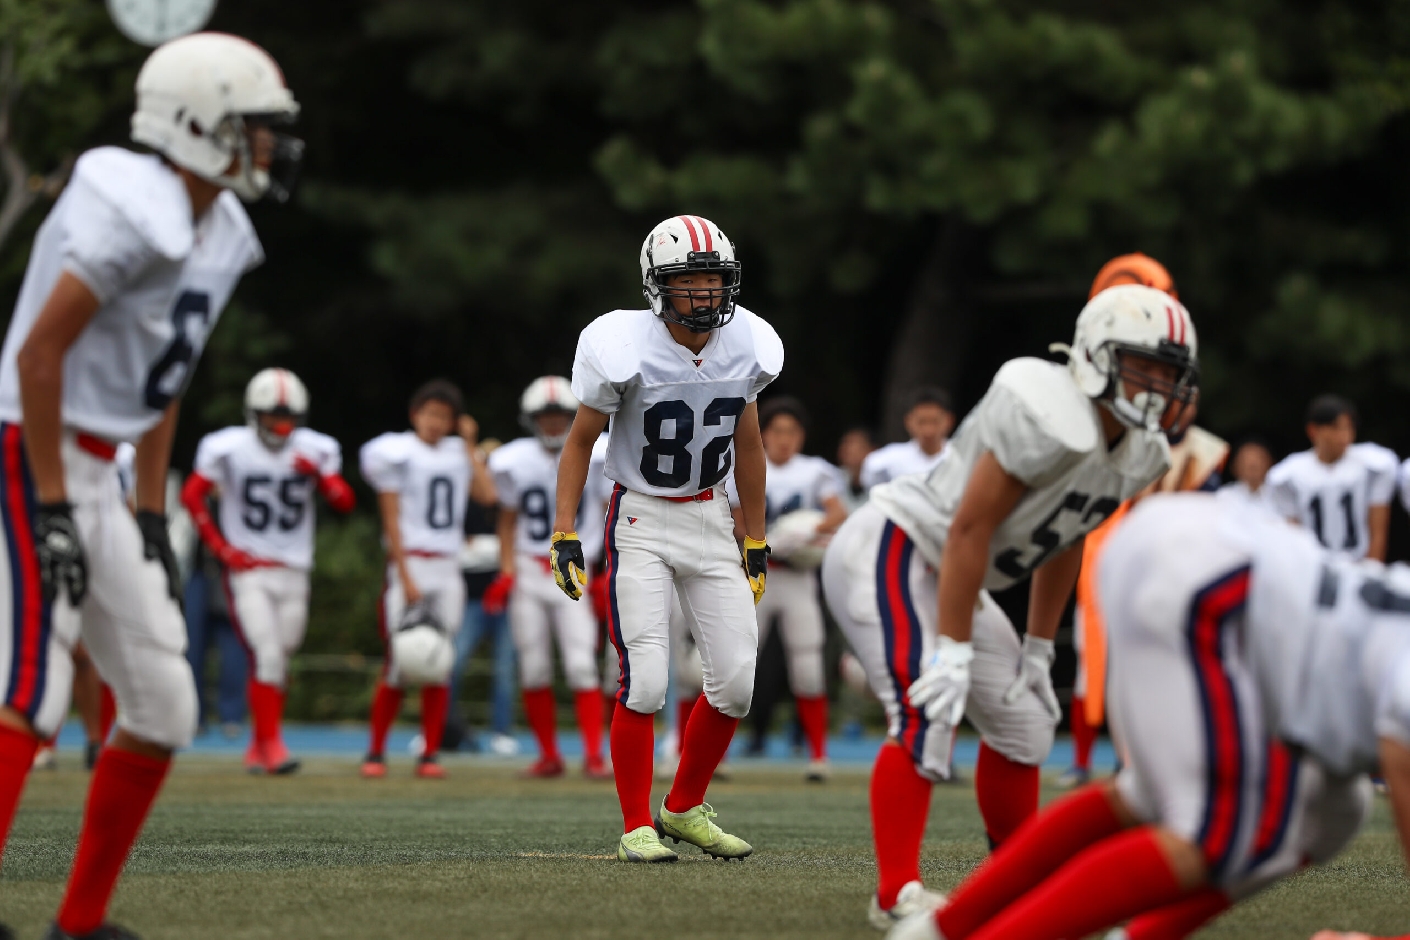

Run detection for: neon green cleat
[[618, 825, 679, 863], [655, 800, 753, 860]]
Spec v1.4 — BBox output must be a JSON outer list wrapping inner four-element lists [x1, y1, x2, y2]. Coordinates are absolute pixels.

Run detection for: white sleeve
[[1368, 452, 1398, 507], [320, 439, 343, 477], [859, 451, 886, 491], [973, 385, 1075, 486], [747, 316, 785, 403], [359, 436, 406, 493], [192, 433, 228, 484], [814, 460, 844, 502], [1264, 461, 1301, 519], [60, 178, 162, 304], [488, 450, 520, 509], [571, 332, 623, 415]]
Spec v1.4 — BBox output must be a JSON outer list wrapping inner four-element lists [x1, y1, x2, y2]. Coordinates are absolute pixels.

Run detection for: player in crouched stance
[[360, 381, 494, 779], [824, 285, 1198, 928], [889, 495, 1394, 940], [182, 369, 354, 775], [0, 33, 298, 940], [552, 215, 782, 863]]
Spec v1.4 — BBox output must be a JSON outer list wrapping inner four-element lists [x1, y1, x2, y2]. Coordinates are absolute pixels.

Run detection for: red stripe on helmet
[[678, 216, 702, 252], [274, 369, 287, 406], [1165, 305, 1177, 343], [694, 216, 713, 252], [1179, 306, 1189, 346]]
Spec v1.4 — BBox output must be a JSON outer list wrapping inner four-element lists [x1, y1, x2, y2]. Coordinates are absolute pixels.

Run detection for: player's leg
[[415, 557, 463, 777], [226, 568, 282, 772], [58, 453, 199, 936], [364, 566, 405, 776], [259, 568, 310, 772], [774, 568, 830, 776], [551, 589, 606, 777], [962, 596, 1059, 847], [513, 564, 563, 776], [1063, 613, 1097, 788]]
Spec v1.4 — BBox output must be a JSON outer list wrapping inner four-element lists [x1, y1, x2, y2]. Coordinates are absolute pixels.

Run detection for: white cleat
[[869, 881, 946, 931], [806, 758, 831, 782], [885, 908, 944, 940]]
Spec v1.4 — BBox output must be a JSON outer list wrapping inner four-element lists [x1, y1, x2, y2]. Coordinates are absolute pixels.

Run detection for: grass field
[[3, 756, 1407, 939]]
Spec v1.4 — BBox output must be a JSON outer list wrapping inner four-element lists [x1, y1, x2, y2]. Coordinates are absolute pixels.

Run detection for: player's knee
[[519, 652, 553, 690], [563, 653, 598, 691], [705, 671, 754, 719], [255, 649, 287, 687], [787, 653, 826, 698], [626, 672, 668, 714], [988, 724, 1055, 767], [120, 654, 198, 750]]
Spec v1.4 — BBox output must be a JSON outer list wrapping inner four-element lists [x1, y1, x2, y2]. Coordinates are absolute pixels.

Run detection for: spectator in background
[[1220, 438, 1274, 506], [858, 387, 953, 490], [185, 542, 250, 738], [835, 426, 876, 509]]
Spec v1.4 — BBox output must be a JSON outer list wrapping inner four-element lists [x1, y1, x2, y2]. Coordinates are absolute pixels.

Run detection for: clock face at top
[[106, 0, 219, 47]]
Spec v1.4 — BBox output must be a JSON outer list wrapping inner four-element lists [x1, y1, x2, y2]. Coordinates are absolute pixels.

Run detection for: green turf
[[2, 757, 1406, 938]]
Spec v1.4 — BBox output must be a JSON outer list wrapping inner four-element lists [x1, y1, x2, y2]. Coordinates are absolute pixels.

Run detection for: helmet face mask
[[519, 376, 579, 450], [216, 112, 304, 204], [1107, 343, 1199, 433], [244, 368, 309, 450], [640, 216, 742, 333]]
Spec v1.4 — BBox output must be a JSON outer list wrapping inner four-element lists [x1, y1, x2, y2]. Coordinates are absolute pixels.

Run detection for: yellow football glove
[[550, 531, 588, 601], [742, 536, 770, 605]]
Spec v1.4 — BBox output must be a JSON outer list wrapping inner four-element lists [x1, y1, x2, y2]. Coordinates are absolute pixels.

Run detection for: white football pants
[[226, 566, 310, 687], [511, 554, 599, 691], [755, 565, 826, 698], [381, 554, 465, 689]]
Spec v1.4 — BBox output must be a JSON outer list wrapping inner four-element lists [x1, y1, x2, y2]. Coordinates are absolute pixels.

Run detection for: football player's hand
[[1004, 634, 1061, 720], [907, 636, 973, 726], [291, 453, 321, 477], [217, 543, 271, 573], [588, 571, 610, 622], [550, 532, 587, 600], [35, 502, 87, 606], [742, 537, 769, 605], [457, 414, 479, 445], [482, 573, 515, 615], [136, 510, 182, 608]]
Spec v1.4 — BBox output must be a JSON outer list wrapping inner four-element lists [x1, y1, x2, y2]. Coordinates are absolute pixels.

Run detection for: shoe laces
[[625, 828, 659, 850]]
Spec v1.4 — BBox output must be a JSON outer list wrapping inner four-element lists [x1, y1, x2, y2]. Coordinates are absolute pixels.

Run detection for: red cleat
[[415, 756, 446, 779], [261, 739, 301, 776], [360, 754, 387, 778], [244, 740, 266, 774], [584, 757, 613, 781], [520, 755, 566, 779]]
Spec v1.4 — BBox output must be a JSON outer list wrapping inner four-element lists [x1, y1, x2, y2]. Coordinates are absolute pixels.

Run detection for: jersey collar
[[656, 315, 722, 370]]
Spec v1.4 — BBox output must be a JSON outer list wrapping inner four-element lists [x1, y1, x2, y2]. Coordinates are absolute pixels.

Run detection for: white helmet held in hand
[[131, 32, 303, 203], [392, 602, 454, 686], [768, 509, 829, 570], [245, 368, 308, 450], [640, 215, 742, 332], [520, 376, 578, 451], [1053, 284, 1198, 433]]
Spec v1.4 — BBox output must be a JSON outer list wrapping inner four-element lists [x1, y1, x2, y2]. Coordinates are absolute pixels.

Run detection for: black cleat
[[0, 922, 14, 940], [43, 923, 142, 940]]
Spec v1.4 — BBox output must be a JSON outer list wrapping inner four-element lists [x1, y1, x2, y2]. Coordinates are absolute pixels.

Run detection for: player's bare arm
[[134, 402, 180, 513], [819, 493, 847, 534], [378, 491, 419, 604], [553, 404, 608, 533], [496, 507, 518, 578], [16, 272, 101, 502], [937, 451, 1027, 643], [459, 414, 497, 507], [1368, 503, 1390, 562], [1027, 537, 1083, 643], [732, 402, 767, 542]]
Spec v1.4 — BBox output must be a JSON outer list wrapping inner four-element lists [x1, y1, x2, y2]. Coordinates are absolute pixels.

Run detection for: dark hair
[[839, 425, 876, 445], [1232, 436, 1273, 456], [1306, 394, 1357, 428], [410, 379, 464, 417], [907, 386, 953, 414], [759, 395, 809, 432]]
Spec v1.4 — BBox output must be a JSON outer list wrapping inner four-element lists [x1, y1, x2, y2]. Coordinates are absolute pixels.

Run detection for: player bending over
[[0, 33, 298, 940], [552, 215, 782, 863], [823, 285, 1197, 928], [360, 381, 494, 779], [182, 368, 354, 775], [485, 376, 610, 780], [888, 493, 1408, 940]]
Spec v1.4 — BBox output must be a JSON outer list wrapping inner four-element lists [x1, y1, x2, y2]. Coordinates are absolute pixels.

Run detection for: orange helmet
[[1089, 253, 1177, 300]]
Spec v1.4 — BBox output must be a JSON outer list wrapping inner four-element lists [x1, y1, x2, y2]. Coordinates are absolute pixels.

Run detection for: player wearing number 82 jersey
[[554, 215, 782, 863]]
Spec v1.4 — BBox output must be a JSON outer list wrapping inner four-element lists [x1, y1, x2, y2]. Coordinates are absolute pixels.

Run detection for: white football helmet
[[520, 376, 578, 451], [768, 509, 829, 570], [245, 368, 308, 449], [131, 33, 302, 203], [640, 215, 742, 332], [392, 602, 454, 686], [1053, 284, 1198, 433]]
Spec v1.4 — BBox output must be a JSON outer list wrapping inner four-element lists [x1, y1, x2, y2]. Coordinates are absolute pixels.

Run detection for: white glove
[[907, 636, 973, 726], [1003, 634, 1061, 719]]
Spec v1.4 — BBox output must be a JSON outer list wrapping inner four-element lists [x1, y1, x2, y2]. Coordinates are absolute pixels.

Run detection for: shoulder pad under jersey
[[71, 148, 193, 261], [580, 310, 651, 385], [740, 306, 785, 377], [991, 358, 1098, 455]]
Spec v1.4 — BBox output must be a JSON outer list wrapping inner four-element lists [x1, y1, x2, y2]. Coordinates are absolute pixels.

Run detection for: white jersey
[[870, 358, 1169, 592], [1397, 457, 1410, 516], [727, 454, 843, 525], [193, 426, 341, 570], [0, 148, 262, 441], [360, 432, 471, 557], [571, 306, 783, 497], [859, 439, 947, 490], [490, 436, 607, 557], [1266, 442, 1397, 559]]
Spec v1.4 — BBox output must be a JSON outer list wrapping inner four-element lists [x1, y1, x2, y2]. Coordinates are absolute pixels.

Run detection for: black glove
[[136, 510, 182, 608], [35, 502, 87, 606], [742, 536, 770, 605]]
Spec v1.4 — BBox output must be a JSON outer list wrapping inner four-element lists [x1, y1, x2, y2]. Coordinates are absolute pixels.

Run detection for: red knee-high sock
[[1124, 887, 1231, 939], [55, 747, 170, 935], [368, 682, 404, 757], [522, 688, 561, 761], [99, 684, 116, 742], [420, 685, 448, 759], [665, 699, 738, 812], [0, 725, 38, 864], [610, 702, 655, 832], [1071, 694, 1096, 773], [248, 680, 282, 745], [675, 694, 697, 744], [795, 695, 828, 761], [871, 741, 934, 909], [964, 828, 1187, 940], [937, 783, 1123, 939], [574, 690, 604, 762], [976, 741, 1040, 847]]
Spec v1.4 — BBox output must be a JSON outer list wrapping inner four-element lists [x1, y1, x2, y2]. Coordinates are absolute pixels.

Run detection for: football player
[[824, 285, 1198, 927], [1266, 395, 1397, 561], [1220, 438, 1274, 507], [890, 493, 1392, 940], [181, 368, 353, 776], [0, 33, 298, 940], [729, 396, 847, 780], [552, 215, 782, 863], [859, 388, 954, 490], [360, 381, 494, 779], [484, 376, 609, 780]]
